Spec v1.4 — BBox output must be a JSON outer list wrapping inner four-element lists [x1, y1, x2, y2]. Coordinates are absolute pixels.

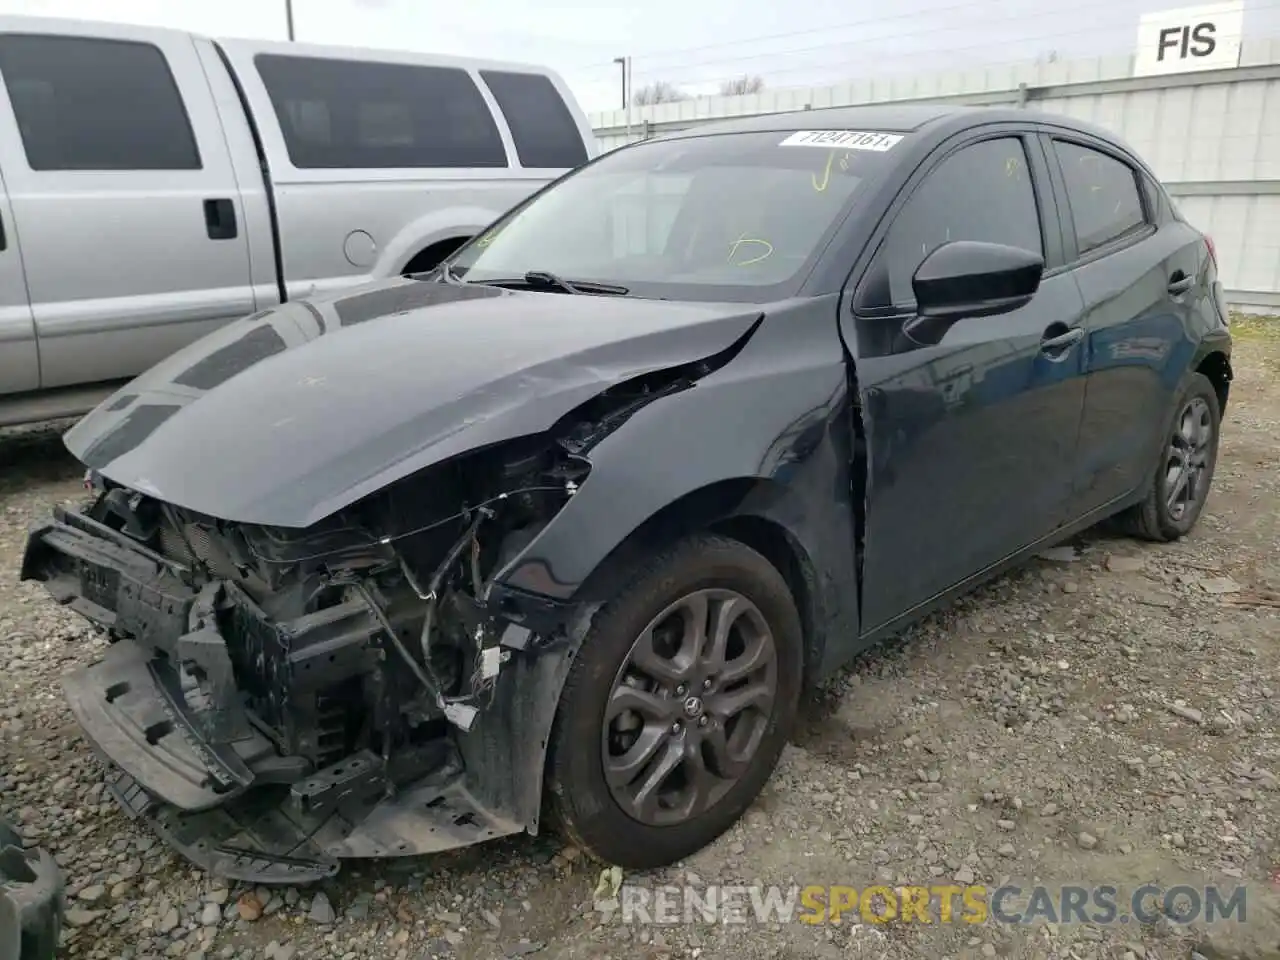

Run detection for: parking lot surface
[[1, 319, 1277, 960]]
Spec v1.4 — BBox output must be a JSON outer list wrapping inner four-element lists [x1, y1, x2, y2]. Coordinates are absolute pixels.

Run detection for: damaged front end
[[20, 428, 602, 884]]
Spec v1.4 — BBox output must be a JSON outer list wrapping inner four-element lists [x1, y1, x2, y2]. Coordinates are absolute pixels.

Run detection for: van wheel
[[545, 534, 802, 869], [1120, 372, 1221, 542]]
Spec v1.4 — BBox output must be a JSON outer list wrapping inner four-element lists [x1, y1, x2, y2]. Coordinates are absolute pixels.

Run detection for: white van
[[0, 15, 596, 426]]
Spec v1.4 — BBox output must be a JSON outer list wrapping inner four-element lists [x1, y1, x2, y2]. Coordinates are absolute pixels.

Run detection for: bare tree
[[720, 75, 765, 96], [632, 81, 690, 106]]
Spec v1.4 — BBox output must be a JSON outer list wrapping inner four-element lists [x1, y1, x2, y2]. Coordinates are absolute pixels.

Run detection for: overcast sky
[[0, 0, 1275, 112]]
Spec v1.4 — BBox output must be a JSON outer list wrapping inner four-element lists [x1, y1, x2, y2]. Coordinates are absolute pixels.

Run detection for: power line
[[570, 0, 1062, 70], [580, 3, 1268, 89]]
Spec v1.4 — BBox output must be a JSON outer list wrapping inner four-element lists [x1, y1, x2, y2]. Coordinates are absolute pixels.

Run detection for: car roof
[[654, 103, 1129, 154]]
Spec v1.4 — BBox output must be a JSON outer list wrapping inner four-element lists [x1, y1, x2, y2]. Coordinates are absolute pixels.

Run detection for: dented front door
[[845, 132, 1090, 634]]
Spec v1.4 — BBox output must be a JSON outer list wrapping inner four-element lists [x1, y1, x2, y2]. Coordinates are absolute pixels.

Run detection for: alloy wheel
[[1163, 396, 1214, 522], [601, 588, 778, 826]]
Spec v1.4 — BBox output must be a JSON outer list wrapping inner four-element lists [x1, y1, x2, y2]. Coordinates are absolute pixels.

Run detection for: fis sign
[[1132, 2, 1244, 76]]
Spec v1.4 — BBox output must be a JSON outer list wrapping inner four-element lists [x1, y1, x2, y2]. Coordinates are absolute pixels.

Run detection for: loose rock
[[236, 894, 262, 922], [308, 891, 335, 925]]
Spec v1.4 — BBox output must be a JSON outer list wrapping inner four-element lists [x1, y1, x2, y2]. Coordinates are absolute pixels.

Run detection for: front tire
[[1120, 371, 1221, 542], [545, 534, 803, 869]]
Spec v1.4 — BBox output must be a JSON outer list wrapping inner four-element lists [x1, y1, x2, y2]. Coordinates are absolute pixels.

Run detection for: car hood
[[65, 278, 762, 527]]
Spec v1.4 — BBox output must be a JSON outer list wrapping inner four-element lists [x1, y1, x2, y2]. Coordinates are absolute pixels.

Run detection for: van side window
[[479, 71, 588, 169], [254, 55, 507, 169], [1052, 141, 1146, 255], [0, 34, 201, 171]]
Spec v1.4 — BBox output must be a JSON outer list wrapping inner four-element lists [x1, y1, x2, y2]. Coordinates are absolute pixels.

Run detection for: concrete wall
[[589, 39, 1280, 312]]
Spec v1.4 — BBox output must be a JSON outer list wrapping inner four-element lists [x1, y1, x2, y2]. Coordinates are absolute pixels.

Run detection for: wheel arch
[[568, 477, 825, 685], [1195, 348, 1232, 414], [401, 236, 471, 276], [472, 476, 826, 843], [368, 204, 506, 278]]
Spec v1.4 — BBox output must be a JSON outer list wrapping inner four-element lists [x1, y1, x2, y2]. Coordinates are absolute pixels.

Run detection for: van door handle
[[203, 198, 238, 241], [0, 211, 6, 251], [1168, 272, 1193, 296]]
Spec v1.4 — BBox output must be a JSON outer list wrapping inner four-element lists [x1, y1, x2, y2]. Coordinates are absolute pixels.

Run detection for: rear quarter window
[[254, 54, 508, 169], [1052, 140, 1147, 254], [479, 70, 588, 169]]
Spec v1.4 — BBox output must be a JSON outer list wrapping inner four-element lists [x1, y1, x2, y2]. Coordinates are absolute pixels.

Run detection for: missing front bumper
[[59, 628, 525, 884], [22, 507, 545, 884]]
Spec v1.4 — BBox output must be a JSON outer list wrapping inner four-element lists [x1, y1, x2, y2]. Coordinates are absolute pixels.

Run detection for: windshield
[[446, 129, 899, 302]]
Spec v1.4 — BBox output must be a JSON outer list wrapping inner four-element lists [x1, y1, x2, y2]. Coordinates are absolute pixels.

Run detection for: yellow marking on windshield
[[812, 150, 852, 192], [1005, 155, 1020, 177], [728, 233, 773, 266]]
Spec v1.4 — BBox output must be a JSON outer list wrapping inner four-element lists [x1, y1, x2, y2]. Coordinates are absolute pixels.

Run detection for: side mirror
[[904, 240, 1044, 344]]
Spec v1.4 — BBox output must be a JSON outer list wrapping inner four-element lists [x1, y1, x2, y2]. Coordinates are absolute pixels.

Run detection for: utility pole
[[613, 56, 632, 142], [285, 0, 296, 40], [613, 57, 626, 110]]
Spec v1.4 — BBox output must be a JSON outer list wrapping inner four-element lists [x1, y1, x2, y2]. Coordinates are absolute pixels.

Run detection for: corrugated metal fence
[[589, 39, 1280, 312]]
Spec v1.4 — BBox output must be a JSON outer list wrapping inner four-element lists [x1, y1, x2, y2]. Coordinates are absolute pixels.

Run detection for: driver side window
[[879, 137, 1044, 306]]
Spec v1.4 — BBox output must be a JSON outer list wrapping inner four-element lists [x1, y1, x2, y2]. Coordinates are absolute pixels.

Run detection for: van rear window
[[480, 70, 588, 169], [254, 54, 508, 169]]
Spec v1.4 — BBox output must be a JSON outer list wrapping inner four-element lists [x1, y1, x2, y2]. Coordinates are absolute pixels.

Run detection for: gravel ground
[[1, 320, 1278, 960]]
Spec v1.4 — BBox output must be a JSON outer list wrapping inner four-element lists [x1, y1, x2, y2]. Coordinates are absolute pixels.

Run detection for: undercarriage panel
[[99, 753, 523, 884], [64, 641, 266, 810]]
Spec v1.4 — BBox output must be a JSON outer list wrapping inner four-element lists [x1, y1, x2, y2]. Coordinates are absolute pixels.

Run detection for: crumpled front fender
[[490, 301, 849, 598], [487, 298, 863, 677], [479, 304, 864, 831]]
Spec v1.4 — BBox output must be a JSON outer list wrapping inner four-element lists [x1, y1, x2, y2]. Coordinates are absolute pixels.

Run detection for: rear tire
[[1119, 371, 1221, 542], [545, 534, 803, 869]]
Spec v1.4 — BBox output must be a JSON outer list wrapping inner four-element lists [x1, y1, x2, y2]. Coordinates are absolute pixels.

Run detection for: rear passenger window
[[881, 137, 1042, 305], [1052, 141, 1146, 255], [255, 54, 507, 169], [479, 70, 588, 169], [0, 34, 200, 171]]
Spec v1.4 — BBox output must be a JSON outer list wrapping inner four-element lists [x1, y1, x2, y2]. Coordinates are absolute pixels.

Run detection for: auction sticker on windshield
[[779, 130, 904, 151]]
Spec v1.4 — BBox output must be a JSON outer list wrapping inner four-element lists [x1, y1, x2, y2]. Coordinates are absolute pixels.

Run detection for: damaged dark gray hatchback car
[[22, 104, 1232, 883]]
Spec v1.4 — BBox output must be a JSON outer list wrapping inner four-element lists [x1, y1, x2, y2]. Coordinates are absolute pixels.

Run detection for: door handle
[[203, 198, 238, 241], [0, 211, 5, 252], [1168, 273, 1193, 296], [1040, 325, 1084, 354]]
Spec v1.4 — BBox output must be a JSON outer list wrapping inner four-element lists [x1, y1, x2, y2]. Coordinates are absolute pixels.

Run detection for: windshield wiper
[[480, 271, 630, 296]]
